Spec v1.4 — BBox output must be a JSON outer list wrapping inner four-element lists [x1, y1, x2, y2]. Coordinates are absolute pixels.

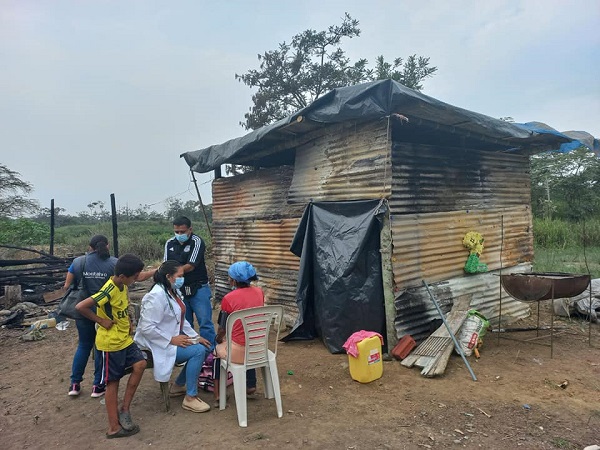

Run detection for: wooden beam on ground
[[401, 294, 472, 377]]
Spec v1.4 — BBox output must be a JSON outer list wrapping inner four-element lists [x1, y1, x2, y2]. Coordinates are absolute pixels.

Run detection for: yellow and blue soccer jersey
[[92, 278, 133, 352]]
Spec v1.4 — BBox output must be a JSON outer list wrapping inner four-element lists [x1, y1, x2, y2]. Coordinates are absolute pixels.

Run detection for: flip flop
[[106, 424, 140, 439], [118, 411, 135, 431]]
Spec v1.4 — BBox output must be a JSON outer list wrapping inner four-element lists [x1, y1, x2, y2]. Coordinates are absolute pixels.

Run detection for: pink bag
[[198, 353, 233, 392]]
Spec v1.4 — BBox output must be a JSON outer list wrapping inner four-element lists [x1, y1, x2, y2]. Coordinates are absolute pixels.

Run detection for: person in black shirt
[[163, 217, 216, 348]]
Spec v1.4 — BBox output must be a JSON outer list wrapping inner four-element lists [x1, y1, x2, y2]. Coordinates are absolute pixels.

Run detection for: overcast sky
[[1, 0, 599, 215]]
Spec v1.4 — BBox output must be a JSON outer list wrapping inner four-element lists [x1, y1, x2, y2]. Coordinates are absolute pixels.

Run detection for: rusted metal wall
[[391, 206, 533, 287], [211, 166, 303, 322], [394, 263, 532, 342], [390, 142, 531, 213], [390, 142, 533, 340], [211, 120, 391, 324], [211, 124, 535, 339], [288, 119, 391, 203]]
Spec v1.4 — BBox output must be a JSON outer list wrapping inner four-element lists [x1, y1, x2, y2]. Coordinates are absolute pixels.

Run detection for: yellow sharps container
[[348, 335, 383, 383]]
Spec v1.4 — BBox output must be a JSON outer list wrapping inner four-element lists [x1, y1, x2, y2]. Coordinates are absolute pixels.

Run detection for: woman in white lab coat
[[134, 261, 212, 413]]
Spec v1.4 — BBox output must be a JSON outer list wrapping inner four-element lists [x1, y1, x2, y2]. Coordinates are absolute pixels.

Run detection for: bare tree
[[0, 164, 39, 218]]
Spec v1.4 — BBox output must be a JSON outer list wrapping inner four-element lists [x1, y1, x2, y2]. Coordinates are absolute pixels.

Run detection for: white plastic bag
[[457, 310, 489, 356]]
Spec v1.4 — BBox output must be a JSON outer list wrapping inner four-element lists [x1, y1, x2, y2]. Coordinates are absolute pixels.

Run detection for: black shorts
[[98, 343, 144, 383]]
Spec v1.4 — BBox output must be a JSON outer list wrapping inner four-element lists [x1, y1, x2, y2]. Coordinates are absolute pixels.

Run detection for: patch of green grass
[[551, 437, 577, 449], [534, 218, 600, 248], [533, 246, 600, 278], [53, 220, 212, 263]]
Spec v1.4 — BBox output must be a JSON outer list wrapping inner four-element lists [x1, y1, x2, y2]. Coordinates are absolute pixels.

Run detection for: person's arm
[[215, 299, 230, 344], [183, 236, 204, 274], [181, 263, 195, 274], [76, 297, 114, 330], [63, 271, 75, 290], [181, 315, 211, 347], [135, 268, 157, 282], [63, 258, 80, 289], [216, 327, 226, 344], [163, 240, 170, 262]]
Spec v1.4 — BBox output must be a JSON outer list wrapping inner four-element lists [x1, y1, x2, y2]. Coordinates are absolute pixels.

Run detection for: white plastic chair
[[219, 305, 284, 427]]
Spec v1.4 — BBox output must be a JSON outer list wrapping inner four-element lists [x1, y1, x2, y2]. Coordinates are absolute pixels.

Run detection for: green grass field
[[3, 217, 598, 278], [52, 220, 211, 263], [533, 246, 600, 278]]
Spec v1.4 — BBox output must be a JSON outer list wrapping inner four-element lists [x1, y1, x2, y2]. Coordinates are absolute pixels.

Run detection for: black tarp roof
[[181, 79, 597, 173]]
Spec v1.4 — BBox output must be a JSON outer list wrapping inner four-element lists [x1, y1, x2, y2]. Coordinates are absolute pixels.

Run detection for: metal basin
[[501, 272, 591, 302]]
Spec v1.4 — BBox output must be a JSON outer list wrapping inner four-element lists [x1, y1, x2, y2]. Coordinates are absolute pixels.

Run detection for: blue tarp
[[514, 122, 599, 156]]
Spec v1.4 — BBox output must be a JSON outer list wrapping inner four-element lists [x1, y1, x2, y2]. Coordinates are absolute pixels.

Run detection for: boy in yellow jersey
[[76, 254, 147, 439]]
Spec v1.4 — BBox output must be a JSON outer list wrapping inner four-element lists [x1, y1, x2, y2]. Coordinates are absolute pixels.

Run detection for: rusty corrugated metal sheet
[[212, 166, 304, 222], [213, 262, 299, 324], [389, 142, 534, 341], [394, 264, 532, 342], [212, 218, 301, 272], [287, 119, 391, 203], [211, 166, 304, 326], [391, 143, 530, 213], [391, 206, 533, 288], [209, 125, 537, 338]]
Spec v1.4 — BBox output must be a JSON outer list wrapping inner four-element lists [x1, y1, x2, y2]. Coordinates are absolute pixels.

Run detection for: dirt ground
[[0, 296, 599, 450]]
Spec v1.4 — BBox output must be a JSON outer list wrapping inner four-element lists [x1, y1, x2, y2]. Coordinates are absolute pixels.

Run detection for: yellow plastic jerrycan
[[348, 335, 383, 383]]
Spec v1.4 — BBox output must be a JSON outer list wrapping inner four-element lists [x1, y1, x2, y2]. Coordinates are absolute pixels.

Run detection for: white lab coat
[[134, 284, 198, 382]]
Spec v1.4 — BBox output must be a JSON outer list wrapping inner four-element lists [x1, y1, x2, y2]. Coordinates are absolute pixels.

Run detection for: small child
[[76, 254, 147, 439]]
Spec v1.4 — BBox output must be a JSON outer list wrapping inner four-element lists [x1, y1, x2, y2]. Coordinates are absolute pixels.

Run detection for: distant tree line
[[27, 198, 212, 228], [530, 147, 600, 221]]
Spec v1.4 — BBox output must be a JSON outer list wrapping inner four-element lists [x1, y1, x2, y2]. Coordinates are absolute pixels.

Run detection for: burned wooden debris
[[0, 244, 73, 307]]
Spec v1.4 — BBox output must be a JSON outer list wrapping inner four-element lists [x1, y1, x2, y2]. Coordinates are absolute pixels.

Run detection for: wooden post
[[110, 193, 119, 257], [190, 170, 212, 237], [3, 285, 22, 309], [380, 206, 398, 352], [49, 199, 55, 256]]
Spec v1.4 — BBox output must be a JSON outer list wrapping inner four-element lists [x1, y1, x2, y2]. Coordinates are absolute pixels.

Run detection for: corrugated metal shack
[[182, 79, 577, 347]]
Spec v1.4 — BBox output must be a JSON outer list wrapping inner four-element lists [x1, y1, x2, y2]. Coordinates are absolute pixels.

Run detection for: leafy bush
[[52, 219, 212, 264], [0, 218, 50, 245], [533, 218, 600, 248]]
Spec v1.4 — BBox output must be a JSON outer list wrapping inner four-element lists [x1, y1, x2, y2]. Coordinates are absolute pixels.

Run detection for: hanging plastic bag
[[457, 309, 489, 356]]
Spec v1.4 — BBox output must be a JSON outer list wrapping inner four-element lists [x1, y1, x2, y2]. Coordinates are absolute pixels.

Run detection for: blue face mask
[[172, 277, 185, 290], [175, 233, 189, 243]]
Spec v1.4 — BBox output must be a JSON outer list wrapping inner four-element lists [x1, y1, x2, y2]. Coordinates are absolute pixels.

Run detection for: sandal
[[118, 411, 135, 431], [106, 424, 140, 439]]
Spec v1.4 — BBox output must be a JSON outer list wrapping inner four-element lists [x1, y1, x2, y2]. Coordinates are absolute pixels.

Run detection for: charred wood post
[[50, 199, 55, 256], [111, 193, 119, 258], [3, 285, 22, 309]]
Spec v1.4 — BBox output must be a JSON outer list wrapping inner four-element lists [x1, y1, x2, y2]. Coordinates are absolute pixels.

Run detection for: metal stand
[[498, 273, 591, 358]]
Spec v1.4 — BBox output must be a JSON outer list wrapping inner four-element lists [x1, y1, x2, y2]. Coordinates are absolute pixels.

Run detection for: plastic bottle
[[56, 320, 70, 331], [29, 318, 57, 330]]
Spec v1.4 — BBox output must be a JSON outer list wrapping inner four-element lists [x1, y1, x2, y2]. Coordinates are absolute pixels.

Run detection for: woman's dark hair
[[154, 260, 182, 289], [89, 234, 110, 259]]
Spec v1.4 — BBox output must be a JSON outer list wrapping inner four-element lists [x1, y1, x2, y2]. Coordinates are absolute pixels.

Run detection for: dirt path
[[0, 308, 598, 449]]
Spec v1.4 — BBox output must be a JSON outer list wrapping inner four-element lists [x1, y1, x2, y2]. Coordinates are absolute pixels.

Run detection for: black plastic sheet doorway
[[282, 200, 387, 353]]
